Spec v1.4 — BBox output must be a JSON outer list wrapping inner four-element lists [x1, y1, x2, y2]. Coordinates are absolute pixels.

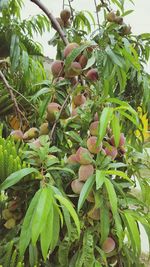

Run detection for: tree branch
[[30, 0, 69, 46], [0, 70, 28, 128], [93, 0, 101, 32], [100, 0, 111, 12]]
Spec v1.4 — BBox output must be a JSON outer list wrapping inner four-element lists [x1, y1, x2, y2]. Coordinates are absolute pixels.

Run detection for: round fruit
[[64, 43, 79, 58], [39, 122, 49, 135], [105, 146, 118, 160], [76, 147, 93, 165], [73, 94, 86, 107], [71, 179, 84, 194], [78, 164, 94, 181], [110, 133, 125, 147], [114, 16, 123, 24], [67, 154, 78, 164], [89, 121, 99, 136], [60, 9, 71, 23], [86, 69, 98, 81], [106, 11, 116, 22], [4, 218, 16, 229], [46, 102, 61, 123], [87, 136, 102, 154], [2, 209, 13, 220], [88, 207, 100, 220], [102, 237, 116, 253], [65, 62, 82, 78], [10, 130, 23, 141], [79, 54, 88, 68], [51, 60, 64, 77], [23, 127, 39, 140]]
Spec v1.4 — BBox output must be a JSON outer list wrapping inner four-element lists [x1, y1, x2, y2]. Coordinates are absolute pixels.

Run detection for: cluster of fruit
[[2, 199, 22, 229], [54, 8, 71, 29], [106, 11, 131, 35]]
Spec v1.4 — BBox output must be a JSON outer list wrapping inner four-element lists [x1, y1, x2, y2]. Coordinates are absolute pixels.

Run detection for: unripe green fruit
[[78, 164, 94, 181], [23, 127, 39, 140], [71, 179, 84, 194], [4, 218, 16, 229], [73, 94, 86, 107], [60, 9, 71, 23], [89, 121, 99, 136], [51, 60, 64, 77], [10, 130, 23, 141], [64, 43, 79, 58], [76, 147, 93, 165], [46, 102, 61, 123], [86, 68, 98, 81], [8, 200, 19, 211], [106, 11, 116, 22], [88, 207, 100, 220], [2, 209, 13, 220], [65, 62, 82, 78], [87, 136, 102, 154], [102, 237, 116, 253], [39, 122, 49, 135], [105, 145, 118, 160]]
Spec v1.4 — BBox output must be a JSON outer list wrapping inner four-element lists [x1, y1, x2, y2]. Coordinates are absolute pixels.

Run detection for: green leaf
[[122, 48, 141, 71], [78, 175, 95, 212], [123, 212, 141, 256], [55, 194, 80, 236], [19, 189, 41, 257], [97, 107, 113, 144], [94, 261, 102, 267], [105, 46, 124, 67], [111, 113, 120, 147], [32, 187, 51, 245], [105, 170, 133, 184], [96, 170, 106, 190], [105, 178, 117, 215], [100, 203, 110, 244], [0, 168, 38, 191]]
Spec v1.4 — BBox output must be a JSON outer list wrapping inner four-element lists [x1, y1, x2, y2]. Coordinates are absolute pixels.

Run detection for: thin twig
[[68, 0, 74, 21], [93, 0, 101, 32], [100, 0, 111, 12], [30, 0, 69, 45], [50, 82, 79, 141], [0, 70, 28, 128], [62, 0, 65, 9]]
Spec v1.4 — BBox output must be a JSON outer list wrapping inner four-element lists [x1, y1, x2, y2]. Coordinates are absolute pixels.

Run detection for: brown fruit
[[70, 77, 78, 86], [88, 207, 100, 220], [51, 60, 64, 77], [46, 102, 61, 123], [23, 127, 39, 140], [105, 146, 118, 160], [121, 24, 131, 35], [4, 218, 16, 229], [86, 69, 98, 81], [87, 191, 95, 203], [64, 43, 79, 58], [65, 62, 82, 78], [87, 136, 102, 154], [106, 11, 116, 22], [114, 16, 123, 25], [52, 17, 64, 29], [2, 209, 13, 220], [71, 179, 84, 194], [73, 94, 86, 107], [102, 237, 116, 253], [110, 133, 125, 147], [79, 54, 88, 68], [60, 9, 71, 23], [64, 20, 71, 28], [76, 147, 93, 165], [89, 121, 99, 136], [78, 164, 94, 181], [10, 130, 23, 141], [39, 122, 49, 135], [67, 154, 78, 165]]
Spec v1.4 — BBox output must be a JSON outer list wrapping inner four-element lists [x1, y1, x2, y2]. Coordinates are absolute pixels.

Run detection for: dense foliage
[[0, 0, 150, 266]]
